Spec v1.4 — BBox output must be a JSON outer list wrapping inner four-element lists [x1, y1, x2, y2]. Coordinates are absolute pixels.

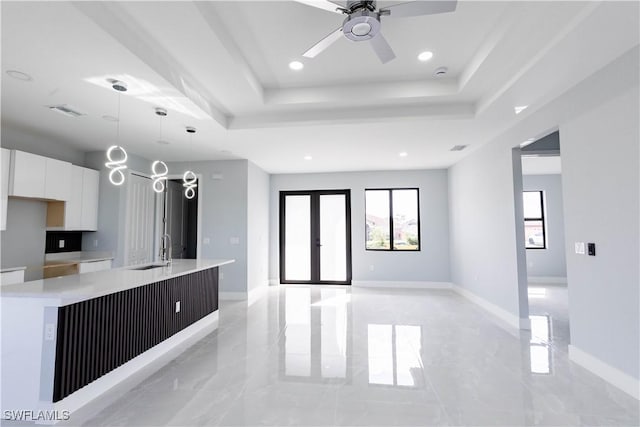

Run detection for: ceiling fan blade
[[369, 33, 396, 64], [293, 0, 345, 14], [303, 27, 343, 58], [380, 0, 457, 18]]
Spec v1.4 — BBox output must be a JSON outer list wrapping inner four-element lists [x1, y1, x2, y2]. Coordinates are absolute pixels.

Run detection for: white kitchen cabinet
[[9, 150, 71, 201], [64, 166, 84, 230], [80, 167, 99, 230], [78, 259, 111, 274], [9, 150, 46, 198], [1, 148, 10, 230], [47, 165, 99, 231], [44, 157, 71, 201]]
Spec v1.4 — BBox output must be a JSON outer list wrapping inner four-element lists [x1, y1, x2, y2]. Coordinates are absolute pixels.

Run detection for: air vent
[[450, 145, 468, 152], [47, 105, 84, 118]]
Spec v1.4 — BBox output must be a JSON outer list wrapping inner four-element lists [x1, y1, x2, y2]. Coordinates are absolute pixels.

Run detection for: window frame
[[523, 190, 547, 250], [364, 188, 421, 252]]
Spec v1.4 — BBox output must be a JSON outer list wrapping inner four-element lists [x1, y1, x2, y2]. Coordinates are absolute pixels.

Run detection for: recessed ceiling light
[[6, 70, 33, 81], [289, 61, 304, 71], [399, 151, 408, 157], [304, 155, 312, 160], [418, 51, 433, 62], [102, 115, 119, 122], [514, 105, 528, 114]]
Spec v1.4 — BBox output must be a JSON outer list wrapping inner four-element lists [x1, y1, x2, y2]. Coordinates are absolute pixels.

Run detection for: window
[[523, 191, 546, 249], [365, 188, 420, 251]]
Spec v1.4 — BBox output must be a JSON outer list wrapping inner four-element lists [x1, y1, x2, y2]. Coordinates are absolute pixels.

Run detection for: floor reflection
[[368, 324, 423, 388], [279, 286, 351, 383], [529, 314, 552, 374]]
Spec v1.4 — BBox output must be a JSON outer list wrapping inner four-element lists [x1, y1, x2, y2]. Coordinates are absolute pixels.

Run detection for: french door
[[279, 190, 352, 285]]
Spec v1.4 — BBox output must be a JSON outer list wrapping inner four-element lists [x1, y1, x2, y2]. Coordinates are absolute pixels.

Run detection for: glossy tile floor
[[71, 285, 638, 426]]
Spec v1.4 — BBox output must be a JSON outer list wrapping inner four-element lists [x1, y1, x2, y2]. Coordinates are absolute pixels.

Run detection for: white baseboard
[[527, 276, 567, 285], [351, 281, 452, 289], [452, 285, 528, 330], [220, 284, 268, 306], [569, 344, 639, 400], [219, 291, 247, 301]]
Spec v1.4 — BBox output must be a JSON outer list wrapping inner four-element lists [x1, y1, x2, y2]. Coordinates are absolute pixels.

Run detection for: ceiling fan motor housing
[[343, 9, 381, 41]]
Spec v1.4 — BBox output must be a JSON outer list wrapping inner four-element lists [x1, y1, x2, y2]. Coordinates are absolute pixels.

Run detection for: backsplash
[[46, 231, 82, 253]]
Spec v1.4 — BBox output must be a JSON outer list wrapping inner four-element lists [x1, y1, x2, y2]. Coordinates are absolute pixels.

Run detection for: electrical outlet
[[203, 237, 210, 245], [58, 240, 65, 248], [44, 324, 56, 341], [175, 301, 181, 313], [587, 243, 596, 256], [369, 265, 374, 271], [230, 237, 240, 245], [220, 272, 224, 280], [94, 239, 98, 247]]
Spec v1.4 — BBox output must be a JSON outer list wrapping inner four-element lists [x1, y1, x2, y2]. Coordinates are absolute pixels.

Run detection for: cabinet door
[[9, 151, 46, 198], [81, 168, 99, 231], [1, 148, 10, 230], [64, 166, 83, 229], [45, 158, 72, 201]]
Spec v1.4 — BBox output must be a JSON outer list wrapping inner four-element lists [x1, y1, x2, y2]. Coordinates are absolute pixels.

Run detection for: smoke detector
[[434, 67, 448, 77]]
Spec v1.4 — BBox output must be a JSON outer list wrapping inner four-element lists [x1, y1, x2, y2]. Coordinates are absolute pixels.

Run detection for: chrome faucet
[[159, 233, 172, 264]]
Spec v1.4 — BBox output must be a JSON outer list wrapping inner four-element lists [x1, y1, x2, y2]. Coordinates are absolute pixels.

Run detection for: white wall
[[0, 199, 46, 281], [247, 161, 270, 292], [560, 89, 639, 382], [167, 160, 249, 294], [523, 174, 567, 279], [447, 47, 638, 392], [269, 169, 450, 285]]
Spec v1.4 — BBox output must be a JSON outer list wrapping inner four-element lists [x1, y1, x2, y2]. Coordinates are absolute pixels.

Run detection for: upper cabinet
[[48, 165, 100, 231], [80, 167, 99, 230], [9, 150, 71, 200], [1, 148, 10, 230]]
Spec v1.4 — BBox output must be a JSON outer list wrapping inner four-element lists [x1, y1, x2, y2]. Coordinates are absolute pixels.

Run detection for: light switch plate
[[59, 240, 65, 248], [175, 301, 181, 313], [575, 242, 585, 255], [44, 324, 56, 341]]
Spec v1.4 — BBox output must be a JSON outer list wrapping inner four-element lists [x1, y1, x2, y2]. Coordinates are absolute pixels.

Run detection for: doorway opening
[[518, 131, 569, 375], [154, 176, 201, 261], [279, 190, 352, 285]]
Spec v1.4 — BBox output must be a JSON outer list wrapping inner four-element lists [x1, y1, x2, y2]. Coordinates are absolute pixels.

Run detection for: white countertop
[[0, 259, 234, 306]]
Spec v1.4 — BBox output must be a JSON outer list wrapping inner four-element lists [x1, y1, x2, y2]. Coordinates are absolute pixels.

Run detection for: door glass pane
[[285, 288, 311, 376], [365, 190, 390, 249], [320, 194, 347, 281], [285, 195, 311, 281], [392, 190, 419, 250]]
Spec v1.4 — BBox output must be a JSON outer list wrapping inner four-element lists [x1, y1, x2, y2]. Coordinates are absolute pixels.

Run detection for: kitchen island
[[1, 259, 233, 423]]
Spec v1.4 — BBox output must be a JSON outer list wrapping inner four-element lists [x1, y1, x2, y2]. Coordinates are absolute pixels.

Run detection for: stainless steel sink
[[128, 263, 168, 271]]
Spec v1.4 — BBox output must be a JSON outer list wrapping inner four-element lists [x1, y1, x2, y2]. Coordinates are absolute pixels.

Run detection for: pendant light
[[151, 108, 169, 193], [105, 80, 128, 186], [183, 126, 197, 200]]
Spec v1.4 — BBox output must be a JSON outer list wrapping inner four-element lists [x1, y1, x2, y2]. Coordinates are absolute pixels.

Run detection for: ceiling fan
[[295, 0, 457, 64]]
